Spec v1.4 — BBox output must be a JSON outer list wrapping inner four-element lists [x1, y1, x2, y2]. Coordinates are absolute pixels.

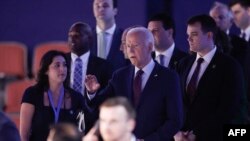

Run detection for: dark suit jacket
[[66, 53, 112, 132], [0, 112, 20, 141], [152, 47, 188, 70], [91, 27, 127, 71], [96, 62, 183, 141], [177, 50, 248, 141], [229, 34, 250, 101]]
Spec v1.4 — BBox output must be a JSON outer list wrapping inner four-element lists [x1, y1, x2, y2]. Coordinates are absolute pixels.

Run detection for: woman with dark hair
[[20, 50, 85, 141]]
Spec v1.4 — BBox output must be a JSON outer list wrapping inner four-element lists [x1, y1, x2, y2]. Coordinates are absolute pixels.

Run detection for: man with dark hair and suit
[[175, 14, 247, 141], [229, 0, 250, 42], [91, 0, 126, 71], [148, 13, 187, 70], [67, 22, 112, 133], [85, 27, 183, 141]]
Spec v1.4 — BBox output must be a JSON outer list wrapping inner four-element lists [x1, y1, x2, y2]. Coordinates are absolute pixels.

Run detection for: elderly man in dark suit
[[66, 22, 112, 133], [175, 14, 247, 141], [91, 0, 126, 71], [85, 27, 183, 141], [148, 13, 188, 70]]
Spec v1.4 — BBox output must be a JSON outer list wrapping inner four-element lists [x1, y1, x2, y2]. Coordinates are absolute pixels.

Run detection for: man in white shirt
[[83, 97, 136, 141], [91, 0, 126, 71], [229, 0, 250, 42], [175, 14, 247, 141], [85, 27, 183, 141], [147, 13, 187, 70], [67, 22, 112, 133], [209, 1, 233, 35]]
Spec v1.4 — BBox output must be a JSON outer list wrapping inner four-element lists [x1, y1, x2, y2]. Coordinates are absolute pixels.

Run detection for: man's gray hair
[[127, 26, 154, 46], [210, 1, 233, 20]]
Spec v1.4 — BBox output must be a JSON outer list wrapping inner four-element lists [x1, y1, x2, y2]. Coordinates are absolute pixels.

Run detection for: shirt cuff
[[87, 92, 96, 100]]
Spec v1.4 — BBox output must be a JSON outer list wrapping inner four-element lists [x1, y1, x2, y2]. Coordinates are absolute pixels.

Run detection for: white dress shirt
[[241, 25, 250, 41], [186, 47, 217, 88], [70, 51, 95, 99], [96, 24, 116, 58], [131, 135, 137, 141], [134, 59, 155, 91], [226, 29, 230, 35], [155, 43, 175, 67]]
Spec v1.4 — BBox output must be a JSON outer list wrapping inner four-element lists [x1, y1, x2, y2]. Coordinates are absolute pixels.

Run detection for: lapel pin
[[154, 74, 158, 77], [212, 64, 216, 69]]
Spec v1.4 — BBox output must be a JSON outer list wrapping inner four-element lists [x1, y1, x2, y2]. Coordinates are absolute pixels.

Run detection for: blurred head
[[229, 0, 250, 30], [187, 15, 216, 56], [47, 123, 81, 141], [68, 22, 93, 56], [120, 27, 131, 59], [126, 27, 154, 69], [148, 13, 175, 51], [93, 0, 118, 23], [209, 1, 233, 32], [99, 97, 136, 141], [37, 50, 69, 90]]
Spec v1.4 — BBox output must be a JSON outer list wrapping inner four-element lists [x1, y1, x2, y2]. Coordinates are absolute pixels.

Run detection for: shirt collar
[[241, 25, 250, 40], [96, 24, 116, 35], [70, 51, 90, 64], [155, 42, 175, 58], [196, 46, 216, 64], [134, 59, 155, 76], [131, 135, 136, 141]]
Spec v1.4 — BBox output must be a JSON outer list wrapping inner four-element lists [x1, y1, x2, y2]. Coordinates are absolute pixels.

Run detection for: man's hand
[[85, 75, 100, 94], [82, 125, 99, 141], [174, 131, 196, 141]]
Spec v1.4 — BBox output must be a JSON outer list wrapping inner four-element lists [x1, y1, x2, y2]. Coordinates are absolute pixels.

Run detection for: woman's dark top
[[22, 85, 85, 141]]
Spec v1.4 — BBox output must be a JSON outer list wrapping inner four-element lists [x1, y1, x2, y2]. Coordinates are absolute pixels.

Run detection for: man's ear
[[166, 28, 174, 38], [207, 31, 213, 40], [113, 8, 118, 16], [247, 7, 250, 16], [148, 42, 154, 52], [127, 119, 136, 132]]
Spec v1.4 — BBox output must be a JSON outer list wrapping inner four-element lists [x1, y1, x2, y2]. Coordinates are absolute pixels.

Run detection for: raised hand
[[85, 74, 101, 94], [82, 124, 99, 141]]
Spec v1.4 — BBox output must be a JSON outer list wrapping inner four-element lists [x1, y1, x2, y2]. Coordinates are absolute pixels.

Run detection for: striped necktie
[[73, 58, 83, 94]]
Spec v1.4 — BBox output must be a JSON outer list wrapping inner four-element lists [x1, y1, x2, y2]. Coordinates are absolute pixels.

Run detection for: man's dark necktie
[[159, 54, 165, 66], [186, 58, 204, 102], [133, 69, 144, 106], [73, 58, 83, 94]]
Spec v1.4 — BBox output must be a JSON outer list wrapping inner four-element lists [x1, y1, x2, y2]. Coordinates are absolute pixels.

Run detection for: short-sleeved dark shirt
[[22, 85, 85, 141]]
